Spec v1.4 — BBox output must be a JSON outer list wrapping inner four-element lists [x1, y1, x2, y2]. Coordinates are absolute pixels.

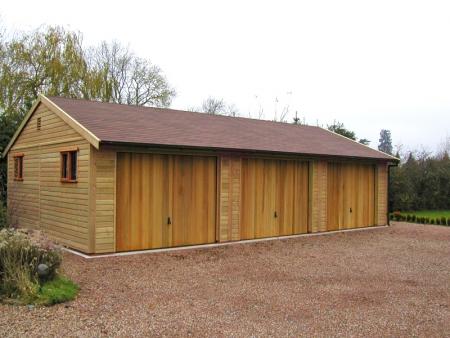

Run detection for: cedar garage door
[[240, 158, 309, 239], [116, 153, 216, 251], [327, 162, 375, 231]]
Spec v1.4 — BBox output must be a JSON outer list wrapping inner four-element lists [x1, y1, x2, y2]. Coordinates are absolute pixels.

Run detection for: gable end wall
[[7, 102, 92, 252]]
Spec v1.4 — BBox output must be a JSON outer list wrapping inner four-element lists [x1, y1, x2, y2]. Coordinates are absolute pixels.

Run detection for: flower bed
[[0, 229, 78, 305]]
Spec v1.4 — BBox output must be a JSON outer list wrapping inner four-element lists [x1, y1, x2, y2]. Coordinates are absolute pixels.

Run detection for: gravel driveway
[[1, 222, 449, 337]]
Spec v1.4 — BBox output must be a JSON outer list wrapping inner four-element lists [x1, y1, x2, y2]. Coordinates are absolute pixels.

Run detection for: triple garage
[[115, 152, 378, 251]]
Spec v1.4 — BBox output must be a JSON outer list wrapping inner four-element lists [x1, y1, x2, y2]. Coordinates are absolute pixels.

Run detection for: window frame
[[13, 153, 24, 181], [60, 149, 78, 183]]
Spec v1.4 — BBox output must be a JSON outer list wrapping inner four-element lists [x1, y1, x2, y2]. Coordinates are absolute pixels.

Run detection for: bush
[[0, 229, 62, 302], [406, 214, 411, 222], [441, 217, 446, 225], [430, 218, 435, 224], [393, 211, 402, 221], [411, 215, 416, 222], [389, 214, 394, 220], [447, 218, 450, 226], [0, 204, 7, 229], [425, 217, 430, 224], [436, 218, 441, 225]]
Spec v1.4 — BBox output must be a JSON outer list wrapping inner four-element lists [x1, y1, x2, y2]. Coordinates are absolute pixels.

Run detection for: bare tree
[[200, 96, 225, 114], [87, 41, 175, 107], [225, 103, 239, 117], [195, 97, 240, 116]]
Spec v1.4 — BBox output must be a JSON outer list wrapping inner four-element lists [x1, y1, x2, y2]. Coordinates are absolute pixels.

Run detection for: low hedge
[[390, 212, 450, 226]]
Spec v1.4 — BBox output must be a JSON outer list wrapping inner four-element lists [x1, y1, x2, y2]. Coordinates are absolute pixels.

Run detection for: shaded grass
[[36, 276, 79, 306]]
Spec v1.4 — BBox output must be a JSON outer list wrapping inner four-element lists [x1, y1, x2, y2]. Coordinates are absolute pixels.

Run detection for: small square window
[[60, 150, 78, 182], [14, 155, 24, 181]]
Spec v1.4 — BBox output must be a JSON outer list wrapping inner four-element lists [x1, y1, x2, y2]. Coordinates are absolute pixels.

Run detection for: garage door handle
[[274, 211, 278, 218], [350, 208, 352, 213], [167, 217, 172, 225]]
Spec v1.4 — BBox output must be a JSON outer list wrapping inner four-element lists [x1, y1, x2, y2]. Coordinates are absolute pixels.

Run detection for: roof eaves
[[321, 126, 400, 162], [40, 95, 100, 149]]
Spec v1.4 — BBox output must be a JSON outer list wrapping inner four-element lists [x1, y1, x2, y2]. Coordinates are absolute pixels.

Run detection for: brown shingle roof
[[48, 96, 396, 161]]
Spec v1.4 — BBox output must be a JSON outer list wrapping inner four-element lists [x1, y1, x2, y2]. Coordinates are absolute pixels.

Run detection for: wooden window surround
[[60, 147, 78, 183], [13, 153, 24, 181]]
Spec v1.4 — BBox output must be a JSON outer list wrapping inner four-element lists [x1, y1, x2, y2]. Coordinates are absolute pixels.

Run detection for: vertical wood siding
[[326, 162, 376, 230], [240, 158, 309, 239], [115, 152, 216, 251], [7, 103, 90, 252]]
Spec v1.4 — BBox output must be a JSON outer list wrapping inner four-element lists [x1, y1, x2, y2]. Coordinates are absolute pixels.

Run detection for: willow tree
[[0, 24, 175, 204]]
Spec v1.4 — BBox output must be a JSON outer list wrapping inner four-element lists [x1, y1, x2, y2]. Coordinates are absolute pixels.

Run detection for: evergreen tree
[[378, 129, 393, 155], [327, 121, 356, 140]]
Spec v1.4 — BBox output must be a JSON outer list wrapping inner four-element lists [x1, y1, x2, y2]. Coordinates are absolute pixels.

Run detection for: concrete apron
[[64, 225, 389, 259]]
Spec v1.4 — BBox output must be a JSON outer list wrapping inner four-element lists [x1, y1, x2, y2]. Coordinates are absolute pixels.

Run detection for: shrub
[[430, 218, 435, 224], [425, 217, 430, 224], [0, 229, 62, 301], [393, 211, 402, 221], [389, 214, 394, 220], [406, 214, 411, 222], [411, 215, 416, 222], [441, 217, 446, 225], [0, 204, 7, 230], [436, 218, 440, 225], [447, 218, 450, 226]]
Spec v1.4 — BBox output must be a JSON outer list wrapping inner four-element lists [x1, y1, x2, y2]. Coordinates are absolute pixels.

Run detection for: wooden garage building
[[3, 95, 398, 254]]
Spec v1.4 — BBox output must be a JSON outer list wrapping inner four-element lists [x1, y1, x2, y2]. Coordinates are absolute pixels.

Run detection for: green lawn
[[36, 276, 79, 306], [397, 210, 450, 218]]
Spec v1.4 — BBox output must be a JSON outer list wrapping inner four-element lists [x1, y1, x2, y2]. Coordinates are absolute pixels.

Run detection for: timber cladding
[[327, 162, 376, 230], [219, 156, 242, 242], [7, 103, 91, 252], [4, 96, 395, 254], [115, 152, 216, 251], [240, 158, 309, 239]]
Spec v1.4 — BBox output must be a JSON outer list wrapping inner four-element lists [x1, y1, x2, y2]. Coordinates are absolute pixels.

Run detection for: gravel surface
[[1, 222, 449, 337]]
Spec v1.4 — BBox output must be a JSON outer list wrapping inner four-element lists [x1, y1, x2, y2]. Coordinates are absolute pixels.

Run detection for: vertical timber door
[[327, 162, 376, 230], [240, 158, 309, 240], [116, 153, 216, 251], [116, 153, 171, 251], [172, 155, 216, 246]]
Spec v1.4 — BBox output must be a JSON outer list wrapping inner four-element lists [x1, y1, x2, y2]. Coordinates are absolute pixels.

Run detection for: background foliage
[[389, 150, 450, 211], [0, 25, 175, 205]]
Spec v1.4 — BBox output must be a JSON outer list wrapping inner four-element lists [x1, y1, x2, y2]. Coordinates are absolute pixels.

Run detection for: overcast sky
[[2, 0, 450, 153]]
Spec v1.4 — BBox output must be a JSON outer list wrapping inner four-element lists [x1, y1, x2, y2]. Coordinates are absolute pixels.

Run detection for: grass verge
[[390, 210, 450, 226], [399, 210, 450, 218]]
